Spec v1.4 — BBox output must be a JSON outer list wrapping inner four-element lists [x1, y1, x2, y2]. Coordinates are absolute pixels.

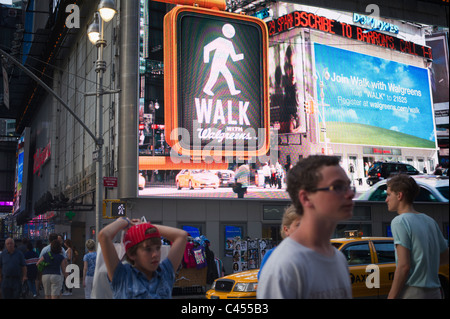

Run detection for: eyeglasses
[[312, 184, 356, 195]]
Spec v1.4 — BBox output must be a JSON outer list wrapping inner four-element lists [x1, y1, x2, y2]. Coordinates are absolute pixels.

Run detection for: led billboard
[[137, 6, 279, 200], [12, 127, 31, 216], [164, 6, 269, 158], [313, 44, 436, 149]]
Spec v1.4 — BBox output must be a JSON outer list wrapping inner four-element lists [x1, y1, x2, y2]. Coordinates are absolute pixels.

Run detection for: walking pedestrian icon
[[111, 202, 126, 217], [203, 24, 244, 96], [163, 6, 270, 157]]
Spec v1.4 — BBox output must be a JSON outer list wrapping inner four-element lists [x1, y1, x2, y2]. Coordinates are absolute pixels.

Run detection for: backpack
[[37, 252, 53, 272]]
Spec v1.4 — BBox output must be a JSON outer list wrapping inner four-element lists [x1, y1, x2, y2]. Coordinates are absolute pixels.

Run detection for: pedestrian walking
[[98, 217, 187, 299], [257, 155, 354, 299], [40, 233, 67, 259], [83, 239, 97, 299], [385, 174, 449, 299], [270, 164, 276, 187], [24, 242, 39, 298], [262, 162, 271, 188], [37, 239, 68, 299], [275, 161, 284, 189], [233, 163, 250, 198], [0, 238, 27, 299]]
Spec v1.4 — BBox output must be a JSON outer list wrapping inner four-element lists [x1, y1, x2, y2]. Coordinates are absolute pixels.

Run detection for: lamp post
[[148, 100, 160, 156], [87, 0, 117, 242]]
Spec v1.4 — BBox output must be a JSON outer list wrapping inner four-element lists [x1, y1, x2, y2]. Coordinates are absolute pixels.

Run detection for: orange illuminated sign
[[164, 6, 269, 159]]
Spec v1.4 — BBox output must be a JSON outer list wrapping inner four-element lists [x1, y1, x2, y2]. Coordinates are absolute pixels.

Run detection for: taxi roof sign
[[164, 6, 269, 159], [345, 230, 362, 238]]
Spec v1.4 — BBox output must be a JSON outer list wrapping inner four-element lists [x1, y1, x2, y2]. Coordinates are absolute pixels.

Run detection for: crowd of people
[[0, 234, 97, 299], [256, 156, 449, 298], [1, 155, 449, 299]]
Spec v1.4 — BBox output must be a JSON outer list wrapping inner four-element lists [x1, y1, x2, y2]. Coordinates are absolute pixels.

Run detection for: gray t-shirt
[[391, 212, 448, 288], [257, 237, 352, 299]]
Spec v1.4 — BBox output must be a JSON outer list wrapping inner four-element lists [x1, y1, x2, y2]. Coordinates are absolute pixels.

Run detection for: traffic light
[[164, 6, 269, 158], [304, 100, 310, 114], [111, 201, 126, 218]]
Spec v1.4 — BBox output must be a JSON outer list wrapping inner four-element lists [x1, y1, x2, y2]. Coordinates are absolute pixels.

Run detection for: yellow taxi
[[175, 169, 220, 190], [206, 232, 449, 299]]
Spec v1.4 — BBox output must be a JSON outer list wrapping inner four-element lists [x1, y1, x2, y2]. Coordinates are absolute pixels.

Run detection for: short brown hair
[[386, 174, 419, 203], [50, 239, 62, 254], [286, 155, 340, 215], [125, 227, 161, 265]]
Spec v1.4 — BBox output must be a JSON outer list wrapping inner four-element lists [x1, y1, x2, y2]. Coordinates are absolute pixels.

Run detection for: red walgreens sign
[[33, 141, 51, 176]]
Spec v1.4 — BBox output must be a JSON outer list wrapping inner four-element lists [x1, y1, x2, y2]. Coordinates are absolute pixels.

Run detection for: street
[[139, 179, 370, 200]]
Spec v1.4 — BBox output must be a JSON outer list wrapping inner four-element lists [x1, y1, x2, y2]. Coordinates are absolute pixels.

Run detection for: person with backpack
[[36, 240, 68, 299]]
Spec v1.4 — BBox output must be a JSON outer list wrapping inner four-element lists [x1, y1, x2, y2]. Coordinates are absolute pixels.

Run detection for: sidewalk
[[61, 287, 85, 299], [31, 286, 86, 299]]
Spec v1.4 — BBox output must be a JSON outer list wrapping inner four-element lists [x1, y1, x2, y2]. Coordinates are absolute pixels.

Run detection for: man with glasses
[[257, 155, 354, 299]]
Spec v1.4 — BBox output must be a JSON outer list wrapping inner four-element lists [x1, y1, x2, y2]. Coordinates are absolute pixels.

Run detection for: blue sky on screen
[[314, 43, 435, 142]]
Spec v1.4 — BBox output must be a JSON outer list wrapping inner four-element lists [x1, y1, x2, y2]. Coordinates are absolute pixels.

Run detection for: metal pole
[[320, 81, 328, 155], [119, 0, 139, 199], [95, 19, 107, 242]]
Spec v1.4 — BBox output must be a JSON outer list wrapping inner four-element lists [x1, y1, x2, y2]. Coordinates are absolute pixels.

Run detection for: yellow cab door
[[339, 241, 378, 298], [371, 240, 396, 298]]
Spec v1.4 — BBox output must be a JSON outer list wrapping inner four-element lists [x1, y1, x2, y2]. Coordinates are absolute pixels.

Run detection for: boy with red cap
[[98, 217, 187, 299]]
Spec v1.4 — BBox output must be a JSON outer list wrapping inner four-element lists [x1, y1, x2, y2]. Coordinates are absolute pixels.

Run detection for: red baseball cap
[[123, 223, 161, 252]]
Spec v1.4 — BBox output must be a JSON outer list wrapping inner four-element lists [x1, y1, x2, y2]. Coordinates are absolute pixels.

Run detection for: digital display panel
[[267, 10, 433, 59], [178, 12, 265, 152], [12, 127, 31, 215], [164, 6, 269, 158], [313, 44, 436, 149]]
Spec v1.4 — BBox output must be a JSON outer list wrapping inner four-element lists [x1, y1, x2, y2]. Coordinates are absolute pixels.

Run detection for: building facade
[[2, 0, 448, 274]]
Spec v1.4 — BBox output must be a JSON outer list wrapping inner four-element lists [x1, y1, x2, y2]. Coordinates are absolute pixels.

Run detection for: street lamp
[[149, 100, 160, 156], [87, 0, 117, 242], [98, 0, 117, 22]]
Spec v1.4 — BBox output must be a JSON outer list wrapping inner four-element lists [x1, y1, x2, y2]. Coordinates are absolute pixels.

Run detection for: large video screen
[[313, 44, 436, 149], [176, 11, 266, 152], [12, 127, 31, 215]]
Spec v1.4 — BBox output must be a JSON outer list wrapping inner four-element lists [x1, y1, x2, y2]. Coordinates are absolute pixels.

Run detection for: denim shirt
[[110, 258, 175, 299]]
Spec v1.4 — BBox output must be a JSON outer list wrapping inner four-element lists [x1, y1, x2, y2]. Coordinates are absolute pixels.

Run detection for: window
[[223, 224, 246, 257], [415, 187, 439, 202], [373, 242, 395, 263], [405, 164, 418, 174], [341, 242, 372, 265], [437, 186, 449, 200], [368, 184, 387, 201], [180, 224, 204, 238], [262, 224, 283, 245]]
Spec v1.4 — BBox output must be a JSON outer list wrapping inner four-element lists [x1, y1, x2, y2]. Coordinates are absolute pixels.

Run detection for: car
[[175, 169, 220, 190], [367, 161, 420, 186], [206, 268, 259, 299], [357, 176, 449, 202], [211, 170, 235, 187], [206, 233, 449, 299]]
